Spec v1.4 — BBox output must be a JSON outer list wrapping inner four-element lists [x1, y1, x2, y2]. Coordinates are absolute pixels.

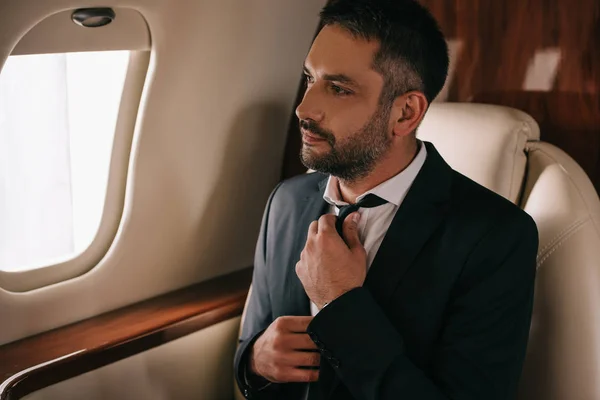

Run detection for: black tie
[[334, 193, 387, 237]]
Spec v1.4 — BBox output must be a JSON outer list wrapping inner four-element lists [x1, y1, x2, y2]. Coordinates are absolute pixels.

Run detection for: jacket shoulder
[[449, 171, 537, 234], [272, 172, 327, 202]]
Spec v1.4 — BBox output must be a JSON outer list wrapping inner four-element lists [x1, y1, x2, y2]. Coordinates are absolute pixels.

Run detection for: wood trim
[[0, 268, 253, 400]]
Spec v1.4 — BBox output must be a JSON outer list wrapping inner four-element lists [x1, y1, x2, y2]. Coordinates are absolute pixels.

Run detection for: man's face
[[296, 24, 393, 182]]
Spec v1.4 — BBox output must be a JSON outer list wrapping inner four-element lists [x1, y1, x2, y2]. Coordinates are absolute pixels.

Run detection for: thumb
[[342, 212, 362, 249]]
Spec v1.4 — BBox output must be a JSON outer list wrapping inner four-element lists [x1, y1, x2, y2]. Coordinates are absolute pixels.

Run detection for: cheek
[[327, 107, 371, 140]]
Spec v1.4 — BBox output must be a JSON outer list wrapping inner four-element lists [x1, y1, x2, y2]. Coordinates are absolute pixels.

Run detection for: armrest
[[0, 268, 252, 400]]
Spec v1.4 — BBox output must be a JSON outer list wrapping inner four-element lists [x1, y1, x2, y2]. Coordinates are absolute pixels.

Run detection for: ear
[[391, 91, 429, 137]]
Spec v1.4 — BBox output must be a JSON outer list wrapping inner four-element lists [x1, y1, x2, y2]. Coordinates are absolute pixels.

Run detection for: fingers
[[342, 211, 362, 250], [281, 349, 321, 368], [254, 317, 323, 384], [308, 220, 318, 237], [271, 332, 317, 354], [274, 315, 313, 333], [285, 332, 318, 351], [257, 352, 320, 384], [278, 366, 320, 383], [317, 214, 336, 234]]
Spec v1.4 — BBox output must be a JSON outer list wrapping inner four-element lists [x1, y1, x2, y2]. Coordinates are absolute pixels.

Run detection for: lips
[[301, 129, 326, 143]]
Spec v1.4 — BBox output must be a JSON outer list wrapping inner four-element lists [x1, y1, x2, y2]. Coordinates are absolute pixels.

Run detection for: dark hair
[[320, 0, 449, 105]]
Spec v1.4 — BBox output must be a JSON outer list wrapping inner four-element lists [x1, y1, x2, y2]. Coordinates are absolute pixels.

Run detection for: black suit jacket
[[234, 142, 538, 400]]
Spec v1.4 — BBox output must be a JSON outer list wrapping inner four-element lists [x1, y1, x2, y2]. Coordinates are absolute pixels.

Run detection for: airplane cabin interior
[[0, 0, 598, 399]]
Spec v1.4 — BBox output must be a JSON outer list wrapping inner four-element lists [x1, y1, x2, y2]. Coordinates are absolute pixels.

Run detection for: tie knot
[[335, 194, 387, 236]]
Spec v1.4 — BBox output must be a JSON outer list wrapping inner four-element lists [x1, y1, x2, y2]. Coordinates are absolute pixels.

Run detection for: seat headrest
[[417, 103, 540, 203]]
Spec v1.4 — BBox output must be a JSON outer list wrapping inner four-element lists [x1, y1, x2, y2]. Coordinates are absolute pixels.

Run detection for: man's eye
[[304, 74, 314, 84], [331, 84, 350, 95]]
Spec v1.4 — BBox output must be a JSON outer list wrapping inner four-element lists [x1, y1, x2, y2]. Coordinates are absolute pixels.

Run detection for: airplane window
[[0, 51, 129, 271]]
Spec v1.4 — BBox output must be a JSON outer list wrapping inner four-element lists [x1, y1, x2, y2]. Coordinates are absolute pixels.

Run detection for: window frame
[[0, 50, 151, 292]]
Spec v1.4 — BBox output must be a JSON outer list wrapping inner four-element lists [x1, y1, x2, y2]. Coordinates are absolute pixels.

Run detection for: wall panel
[[420, 0, 600, 190]]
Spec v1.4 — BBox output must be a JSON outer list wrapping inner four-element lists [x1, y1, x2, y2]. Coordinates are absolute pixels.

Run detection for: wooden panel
[[282, 0, 600, 192], [422, 0, 600, 190], [0, 268, 253, 400]]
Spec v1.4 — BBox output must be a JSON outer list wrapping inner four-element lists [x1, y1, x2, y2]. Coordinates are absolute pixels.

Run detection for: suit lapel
[[364, 142, 453, 307], [303, 146, 453, 399], [284, 175, 329, 317]]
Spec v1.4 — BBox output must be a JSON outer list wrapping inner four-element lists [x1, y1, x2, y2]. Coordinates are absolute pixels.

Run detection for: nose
[[295, 86, 324, 123]]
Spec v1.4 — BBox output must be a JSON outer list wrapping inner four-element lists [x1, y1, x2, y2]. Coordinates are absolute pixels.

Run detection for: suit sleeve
[[307, 212, 539, 400], [234, 182, 283, 399]]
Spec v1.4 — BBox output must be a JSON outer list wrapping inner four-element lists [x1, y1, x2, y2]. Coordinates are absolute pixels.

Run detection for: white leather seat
[[418, 103, 600, 400], [234, 103, 600, 400]]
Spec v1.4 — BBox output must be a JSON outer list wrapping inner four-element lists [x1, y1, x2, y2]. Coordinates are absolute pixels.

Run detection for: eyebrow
[[303, 66, 360, 88]]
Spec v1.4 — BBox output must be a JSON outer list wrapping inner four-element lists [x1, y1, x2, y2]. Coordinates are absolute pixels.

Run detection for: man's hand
[[250, 316, 320, 383], [296, 212, 366, 309]]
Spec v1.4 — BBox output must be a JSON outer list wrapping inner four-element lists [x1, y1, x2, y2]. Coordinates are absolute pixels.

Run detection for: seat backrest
[[517, 141, 600, 400], [418, 102, 540, 203], [418, 103, 600, 400]]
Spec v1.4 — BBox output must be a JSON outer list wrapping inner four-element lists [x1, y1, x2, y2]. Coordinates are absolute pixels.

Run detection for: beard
[[299, 104, 392, 182]]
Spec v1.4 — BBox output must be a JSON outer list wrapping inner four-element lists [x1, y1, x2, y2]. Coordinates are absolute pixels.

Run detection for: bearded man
[[234, 1, 538, 399]]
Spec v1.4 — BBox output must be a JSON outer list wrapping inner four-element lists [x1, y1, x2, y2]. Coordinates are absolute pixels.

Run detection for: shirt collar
[[323, 140, 428, 207]]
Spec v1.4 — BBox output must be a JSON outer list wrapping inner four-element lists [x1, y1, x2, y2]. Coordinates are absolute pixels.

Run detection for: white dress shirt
[[309, 141, 427, 316]]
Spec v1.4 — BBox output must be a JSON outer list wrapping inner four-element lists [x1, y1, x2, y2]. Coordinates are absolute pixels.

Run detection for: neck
[[338, 140, 419, 204]]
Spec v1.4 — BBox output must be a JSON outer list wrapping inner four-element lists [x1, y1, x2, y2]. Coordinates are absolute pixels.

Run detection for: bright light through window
[[0, 51, 130, 271]]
